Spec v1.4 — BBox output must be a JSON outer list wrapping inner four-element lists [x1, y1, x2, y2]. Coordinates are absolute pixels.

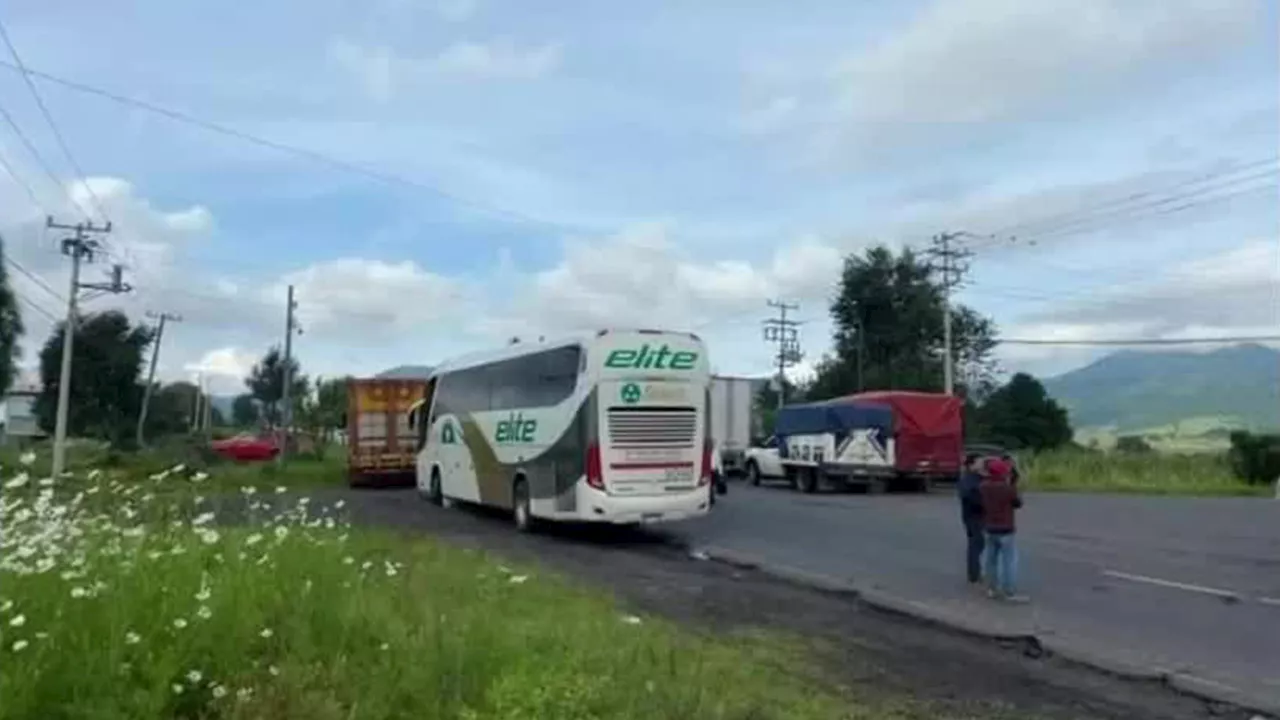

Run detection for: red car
[[210, 433, 279, 462]]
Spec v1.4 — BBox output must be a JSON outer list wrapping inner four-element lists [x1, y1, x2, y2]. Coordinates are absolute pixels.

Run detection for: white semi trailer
[[708, 375, 768, 475]]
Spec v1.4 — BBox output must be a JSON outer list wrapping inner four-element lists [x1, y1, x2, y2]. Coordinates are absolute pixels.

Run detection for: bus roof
[[429, 328, 704, 377]]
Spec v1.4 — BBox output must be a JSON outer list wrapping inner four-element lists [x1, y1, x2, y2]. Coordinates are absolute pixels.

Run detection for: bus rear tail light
[[699, 440, 713, 486], [586, 441, 605, 490]]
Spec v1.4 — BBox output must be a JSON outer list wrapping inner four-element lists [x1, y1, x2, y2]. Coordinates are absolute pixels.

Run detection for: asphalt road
[[673, 482, 1280, 712]]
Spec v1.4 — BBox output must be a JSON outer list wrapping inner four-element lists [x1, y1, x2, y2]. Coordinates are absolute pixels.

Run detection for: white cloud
[[426, 40, 562, 80], [182, 347, 259, 395], [998, 238, 1280, 375], [328, 37, 562, 100], [270, 257, 467, 341], [835, 0, 1261, 129], [435, 0, 479, 22]]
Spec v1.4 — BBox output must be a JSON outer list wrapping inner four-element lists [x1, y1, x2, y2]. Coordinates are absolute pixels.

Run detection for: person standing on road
[[979, 458, 1028, 602], [957, 453, 986, 585]]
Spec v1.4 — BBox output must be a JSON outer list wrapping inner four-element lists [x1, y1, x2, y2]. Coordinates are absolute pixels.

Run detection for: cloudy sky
[[0, 0, 1275, 395]]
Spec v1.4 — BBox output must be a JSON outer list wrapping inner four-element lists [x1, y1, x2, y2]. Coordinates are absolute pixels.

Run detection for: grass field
[[0, 453, 920, 719], [1020, 449, 1269, 497]]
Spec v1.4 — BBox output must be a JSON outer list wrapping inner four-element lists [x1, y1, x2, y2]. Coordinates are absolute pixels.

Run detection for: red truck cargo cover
[[828, 391, 963, 476]]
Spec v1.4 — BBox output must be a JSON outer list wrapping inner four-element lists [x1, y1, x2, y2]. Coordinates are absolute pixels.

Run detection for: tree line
[[759, 243, 1073, 452]]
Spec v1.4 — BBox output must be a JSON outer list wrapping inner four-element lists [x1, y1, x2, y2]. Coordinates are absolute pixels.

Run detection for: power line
[[0, 144, 45, 211], [4, 254, 65, 304], [0, 97, 78, 210], [0, 18, 110, 225], [997, 335, 1280, 346], [0, 59, 589, 236], [981, 157, 1278, 244], [14, 288, 57, 323]]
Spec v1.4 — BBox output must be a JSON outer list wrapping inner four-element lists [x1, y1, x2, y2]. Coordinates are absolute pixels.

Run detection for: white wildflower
[[380, 643, 390, 651], [236, 688, 253, 701], [259, 628, 273, 639], [172, 618, 188, 630], [268, 665, 280, 676], [86, 469, 102, 481], [333, 500, 346, 510], [508, 575, 529, 585], [70, 586, 89, 599], [9, 614, 25, 627], [192, 471, 209, 483], [191, 512, 216, 527], [275, 486, 287, 494], [384, 563, 397, 578], [172, 684, 184, 695], [342, 556, 354, 565], [198, 529, 220, 545], [273, 526, 288, 541], [0, 600, 12, 612], [621, 615, 642, 625], [3, 473, 29, 489], [211, 684, 228, 699], [171, 464, 187, 474], [125, 631, 141, 645], [195, 586, 211, 602], [361, 560, 373, 571], [245, 533, 263, 547], [197, 606, 213, 620], [18, 451, 36, 466], [241, 486, 257, 496], [186, 669, 202, 684]]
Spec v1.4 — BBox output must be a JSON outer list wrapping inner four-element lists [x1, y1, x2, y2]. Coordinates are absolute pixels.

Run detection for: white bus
[[409, 329, 714, 531]]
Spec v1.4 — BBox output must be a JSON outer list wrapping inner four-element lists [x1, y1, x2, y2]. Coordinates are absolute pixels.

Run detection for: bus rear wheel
[[512, 478, 535, 533], [427, 468, 443, 506]]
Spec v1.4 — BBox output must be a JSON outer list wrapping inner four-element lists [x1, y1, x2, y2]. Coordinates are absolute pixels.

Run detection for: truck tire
[[512, 477, 535, 533], [427, 468, 443, 506], [746, 460, 762, 486], [799, 468, 818, 494]]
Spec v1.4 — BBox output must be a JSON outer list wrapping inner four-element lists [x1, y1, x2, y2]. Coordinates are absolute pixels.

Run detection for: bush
[[1227, 431, 1280, 486]]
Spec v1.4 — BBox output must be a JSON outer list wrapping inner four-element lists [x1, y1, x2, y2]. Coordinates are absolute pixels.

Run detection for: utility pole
[[279, 285, 300, 465], [135, 311, 182, 447], [762, 300, 803, 408], [48, 216, 121, 479], [926, 232, 973, 396]]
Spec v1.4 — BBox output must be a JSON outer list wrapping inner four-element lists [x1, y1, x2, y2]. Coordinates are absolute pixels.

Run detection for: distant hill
[[1043, 343, 1280, 432]]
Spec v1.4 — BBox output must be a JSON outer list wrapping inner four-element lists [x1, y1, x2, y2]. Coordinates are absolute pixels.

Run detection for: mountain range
[[1043, 343, 1280, 432]]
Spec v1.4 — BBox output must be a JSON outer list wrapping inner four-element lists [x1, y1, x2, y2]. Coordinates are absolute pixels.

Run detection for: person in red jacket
[[979, 458, 1028, 602]]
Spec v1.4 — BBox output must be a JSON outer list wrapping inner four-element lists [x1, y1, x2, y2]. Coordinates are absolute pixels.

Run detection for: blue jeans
[[983, 531, 1018, 596]]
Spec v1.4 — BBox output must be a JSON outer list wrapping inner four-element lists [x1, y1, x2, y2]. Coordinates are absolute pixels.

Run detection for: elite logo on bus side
[[604, 344, 699, 370]]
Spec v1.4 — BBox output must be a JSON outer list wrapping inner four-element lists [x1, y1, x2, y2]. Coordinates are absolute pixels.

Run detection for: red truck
[[829, 391, 963, 491]]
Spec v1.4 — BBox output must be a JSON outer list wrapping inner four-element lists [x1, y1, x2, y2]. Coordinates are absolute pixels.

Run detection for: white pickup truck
[[742, 435, 787, 486]]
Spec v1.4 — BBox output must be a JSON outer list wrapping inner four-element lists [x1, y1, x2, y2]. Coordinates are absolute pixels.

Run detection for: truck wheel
[[746, 461, 762, 486], [427, 468, 443, 506], [512, 478, 535, 533], [799, 469, 818, 494]]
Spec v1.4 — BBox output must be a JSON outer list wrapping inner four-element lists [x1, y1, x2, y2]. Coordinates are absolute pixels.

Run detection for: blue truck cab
[[774, 400, 897, 493]]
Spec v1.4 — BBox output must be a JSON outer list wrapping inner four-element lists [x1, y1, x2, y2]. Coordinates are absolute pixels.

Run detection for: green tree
[[973, 373, 1073, 451], [0, 236, 23, 396], [754, 378, 802, 438], [808, 245, 998, 400], [144, 380, 199, 436], [295, 375, 349, 459], [245, 347, 307, 426], [34, 310, 155, 446], [231, 393, 260, 427], [1114, 435, 1154, 454]]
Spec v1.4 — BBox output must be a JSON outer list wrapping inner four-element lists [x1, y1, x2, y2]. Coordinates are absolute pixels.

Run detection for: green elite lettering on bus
[[495, 412, 538, 444], [604, 344, 698, 371]]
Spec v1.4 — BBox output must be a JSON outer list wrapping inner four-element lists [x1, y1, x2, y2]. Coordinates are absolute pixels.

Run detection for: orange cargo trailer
[[346, 378, 429, 487]]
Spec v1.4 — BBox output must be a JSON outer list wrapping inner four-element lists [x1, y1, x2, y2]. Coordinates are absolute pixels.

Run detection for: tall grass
[[1021, 449, 1267, 496], [0, 457, 873, 719]]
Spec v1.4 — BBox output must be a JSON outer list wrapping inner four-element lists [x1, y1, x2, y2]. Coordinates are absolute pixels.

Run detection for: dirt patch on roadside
[[300, 488, 1239, 720]]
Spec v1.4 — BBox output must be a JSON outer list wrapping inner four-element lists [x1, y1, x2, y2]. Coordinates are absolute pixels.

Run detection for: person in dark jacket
[[979, 458, 1027, 602], [956, 453, 985, 584]]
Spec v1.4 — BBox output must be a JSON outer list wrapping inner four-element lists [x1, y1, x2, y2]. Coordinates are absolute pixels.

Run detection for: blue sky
[[0, 0, 1275, 395]]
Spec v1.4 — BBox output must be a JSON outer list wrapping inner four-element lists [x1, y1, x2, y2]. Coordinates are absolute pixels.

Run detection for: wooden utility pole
[[278, 285, 300, 464], [926, 232, 973, 396], [135, 311, 181, 447], [48, 216, 123, 478], [762, 300, 802, 408]]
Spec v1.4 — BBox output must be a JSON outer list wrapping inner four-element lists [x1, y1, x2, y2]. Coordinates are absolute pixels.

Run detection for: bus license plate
[[664, 467, 693, 484]]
